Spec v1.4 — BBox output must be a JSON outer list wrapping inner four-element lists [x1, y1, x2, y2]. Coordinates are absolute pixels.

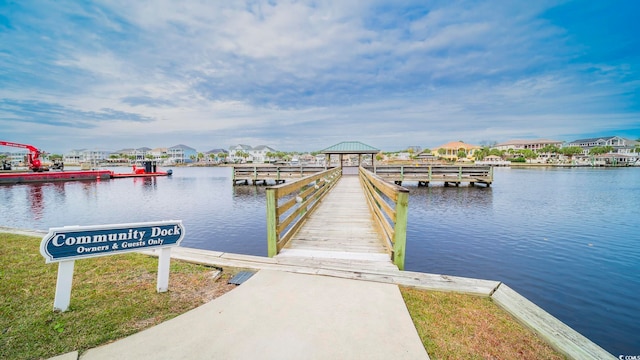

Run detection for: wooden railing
[[233, 165, 329, 185], [266, 167, 342, 257], [359, 166, 409, 270], [364, 165, 493, 186]]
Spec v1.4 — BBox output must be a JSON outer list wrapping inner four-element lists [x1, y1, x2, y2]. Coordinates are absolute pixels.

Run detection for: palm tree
[[559, 146, 583, 163], [235, 151, 250, 163], [522, 149, 538, 163]]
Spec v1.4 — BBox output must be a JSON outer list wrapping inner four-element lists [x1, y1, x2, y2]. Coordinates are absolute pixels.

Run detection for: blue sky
[[1, 1, 639, 153]]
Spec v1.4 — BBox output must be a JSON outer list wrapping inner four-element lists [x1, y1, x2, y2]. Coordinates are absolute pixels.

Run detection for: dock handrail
[[364, 164, 493, 186], [233, 165, 328, 185], [266, 167, 342, 256], [359, 166, 409, 270]]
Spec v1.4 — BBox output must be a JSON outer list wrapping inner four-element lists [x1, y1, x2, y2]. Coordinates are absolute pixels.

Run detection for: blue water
[[1, 166, 638, 355]]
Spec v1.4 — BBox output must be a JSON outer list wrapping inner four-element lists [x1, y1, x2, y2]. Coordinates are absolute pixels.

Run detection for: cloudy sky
[[1, 1, 639, 153]]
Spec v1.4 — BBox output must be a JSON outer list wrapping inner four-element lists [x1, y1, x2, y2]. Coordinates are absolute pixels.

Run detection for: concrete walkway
[[78, 270, 429, 360]]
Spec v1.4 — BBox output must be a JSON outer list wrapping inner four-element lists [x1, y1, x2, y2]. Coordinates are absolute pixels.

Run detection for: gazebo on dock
[[321, 141, 380, 170]]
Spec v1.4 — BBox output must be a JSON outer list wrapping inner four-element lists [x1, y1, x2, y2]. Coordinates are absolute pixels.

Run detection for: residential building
[[148, 148, 169, 163], [494, 139, 564, 151], [204, 148, 228, 163], [168, 144, 197, 164], [63, 149, 111, 164], [2, 150, 30, 167], [251, 145, 278, 163], [566, 136, 639, 155], [228, 144, 253, 163], [433, 141, 481, 161], [112, 147, 152, 161]]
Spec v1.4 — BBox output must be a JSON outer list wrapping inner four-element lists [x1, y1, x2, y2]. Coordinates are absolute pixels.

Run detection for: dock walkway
[[275, 175, 397, 272]]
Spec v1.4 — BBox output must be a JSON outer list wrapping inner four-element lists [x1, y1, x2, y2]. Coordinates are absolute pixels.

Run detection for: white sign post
[[41, 220, 185, 312], [53, 261, 75, 312]]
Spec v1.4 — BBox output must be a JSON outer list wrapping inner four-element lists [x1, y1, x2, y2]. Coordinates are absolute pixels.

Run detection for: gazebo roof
[[321, 141, 380, 154]]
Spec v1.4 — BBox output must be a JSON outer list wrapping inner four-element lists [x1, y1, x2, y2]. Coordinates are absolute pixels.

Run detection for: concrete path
[[79, 270, 429, 360]]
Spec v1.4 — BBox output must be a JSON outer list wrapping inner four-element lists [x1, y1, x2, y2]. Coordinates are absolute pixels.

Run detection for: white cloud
[[1, 0, 638, 153]]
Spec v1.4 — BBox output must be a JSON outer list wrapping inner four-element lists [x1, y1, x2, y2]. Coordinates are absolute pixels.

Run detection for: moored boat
[[110, 161, 173, 178], [0, 170, 112, 184]]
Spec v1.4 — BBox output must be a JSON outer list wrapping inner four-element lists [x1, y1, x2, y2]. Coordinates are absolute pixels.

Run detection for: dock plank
[[276, 175, 393, 269]]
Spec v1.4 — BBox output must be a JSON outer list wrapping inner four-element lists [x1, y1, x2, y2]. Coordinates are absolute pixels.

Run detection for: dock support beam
[[266, 188, 277, 257], [392, 191, 409, 270]]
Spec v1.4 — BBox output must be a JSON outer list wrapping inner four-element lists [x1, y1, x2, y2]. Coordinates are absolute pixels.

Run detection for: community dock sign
[[40, 221, 184, 263], [40, 220, 184, 312]]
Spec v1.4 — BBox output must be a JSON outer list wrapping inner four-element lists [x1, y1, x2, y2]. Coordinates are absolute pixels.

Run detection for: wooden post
[[392, 190, 409, 270], [266, 188, 278, 257]]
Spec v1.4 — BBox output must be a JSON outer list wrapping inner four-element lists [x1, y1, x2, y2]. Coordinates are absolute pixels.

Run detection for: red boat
[[110, 161, 173, 179]]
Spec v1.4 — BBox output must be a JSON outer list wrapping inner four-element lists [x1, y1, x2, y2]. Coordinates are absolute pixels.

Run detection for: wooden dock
[[275, 175, 399, 272], [365, 165, 493, 187], [232, 165, 329, 185]]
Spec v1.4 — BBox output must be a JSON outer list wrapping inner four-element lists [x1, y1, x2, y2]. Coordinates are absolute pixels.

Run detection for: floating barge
[[0, 162, 172, 185], [0, 170, 112, 184]]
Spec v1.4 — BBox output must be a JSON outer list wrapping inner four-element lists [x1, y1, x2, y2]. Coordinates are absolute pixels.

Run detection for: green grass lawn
[[0, 233, 235, 359], [401, 287, 566, 359]]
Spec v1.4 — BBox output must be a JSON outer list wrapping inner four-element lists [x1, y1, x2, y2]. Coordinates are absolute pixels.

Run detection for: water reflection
[[407, 184, 494, 212], [28, 184, 44, 220], [232, 185, 262, 198], [133, 177, 157, 190]]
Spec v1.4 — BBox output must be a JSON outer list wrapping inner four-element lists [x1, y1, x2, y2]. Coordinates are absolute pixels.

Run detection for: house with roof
[[112, 147, 152, 161], [204, 148, 229, 163], [228, 144, 253, 163], [63, 149, 111, 164], [250, 145, 278, 163], [148, 148, 169, 162], [494, 139, 564, 152], [432, 141, 481, 161], [168, 144, 197, 164], [566, 136, 639, 155]]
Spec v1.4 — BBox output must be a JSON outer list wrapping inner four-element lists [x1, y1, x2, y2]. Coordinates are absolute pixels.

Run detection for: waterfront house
[[592, 153, 635, 166], [566, 136, 638, 155], [433, 141, 481, 161], [251, 145, 278, 163], [147, 148, 169, 164], [228, 144, 253, 163], [204, 148, 228, 163], [64, 149, 111, 165], [168, 144, 197, 164], [109, 147, 152, 162], [494, 139, 564, 152]]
